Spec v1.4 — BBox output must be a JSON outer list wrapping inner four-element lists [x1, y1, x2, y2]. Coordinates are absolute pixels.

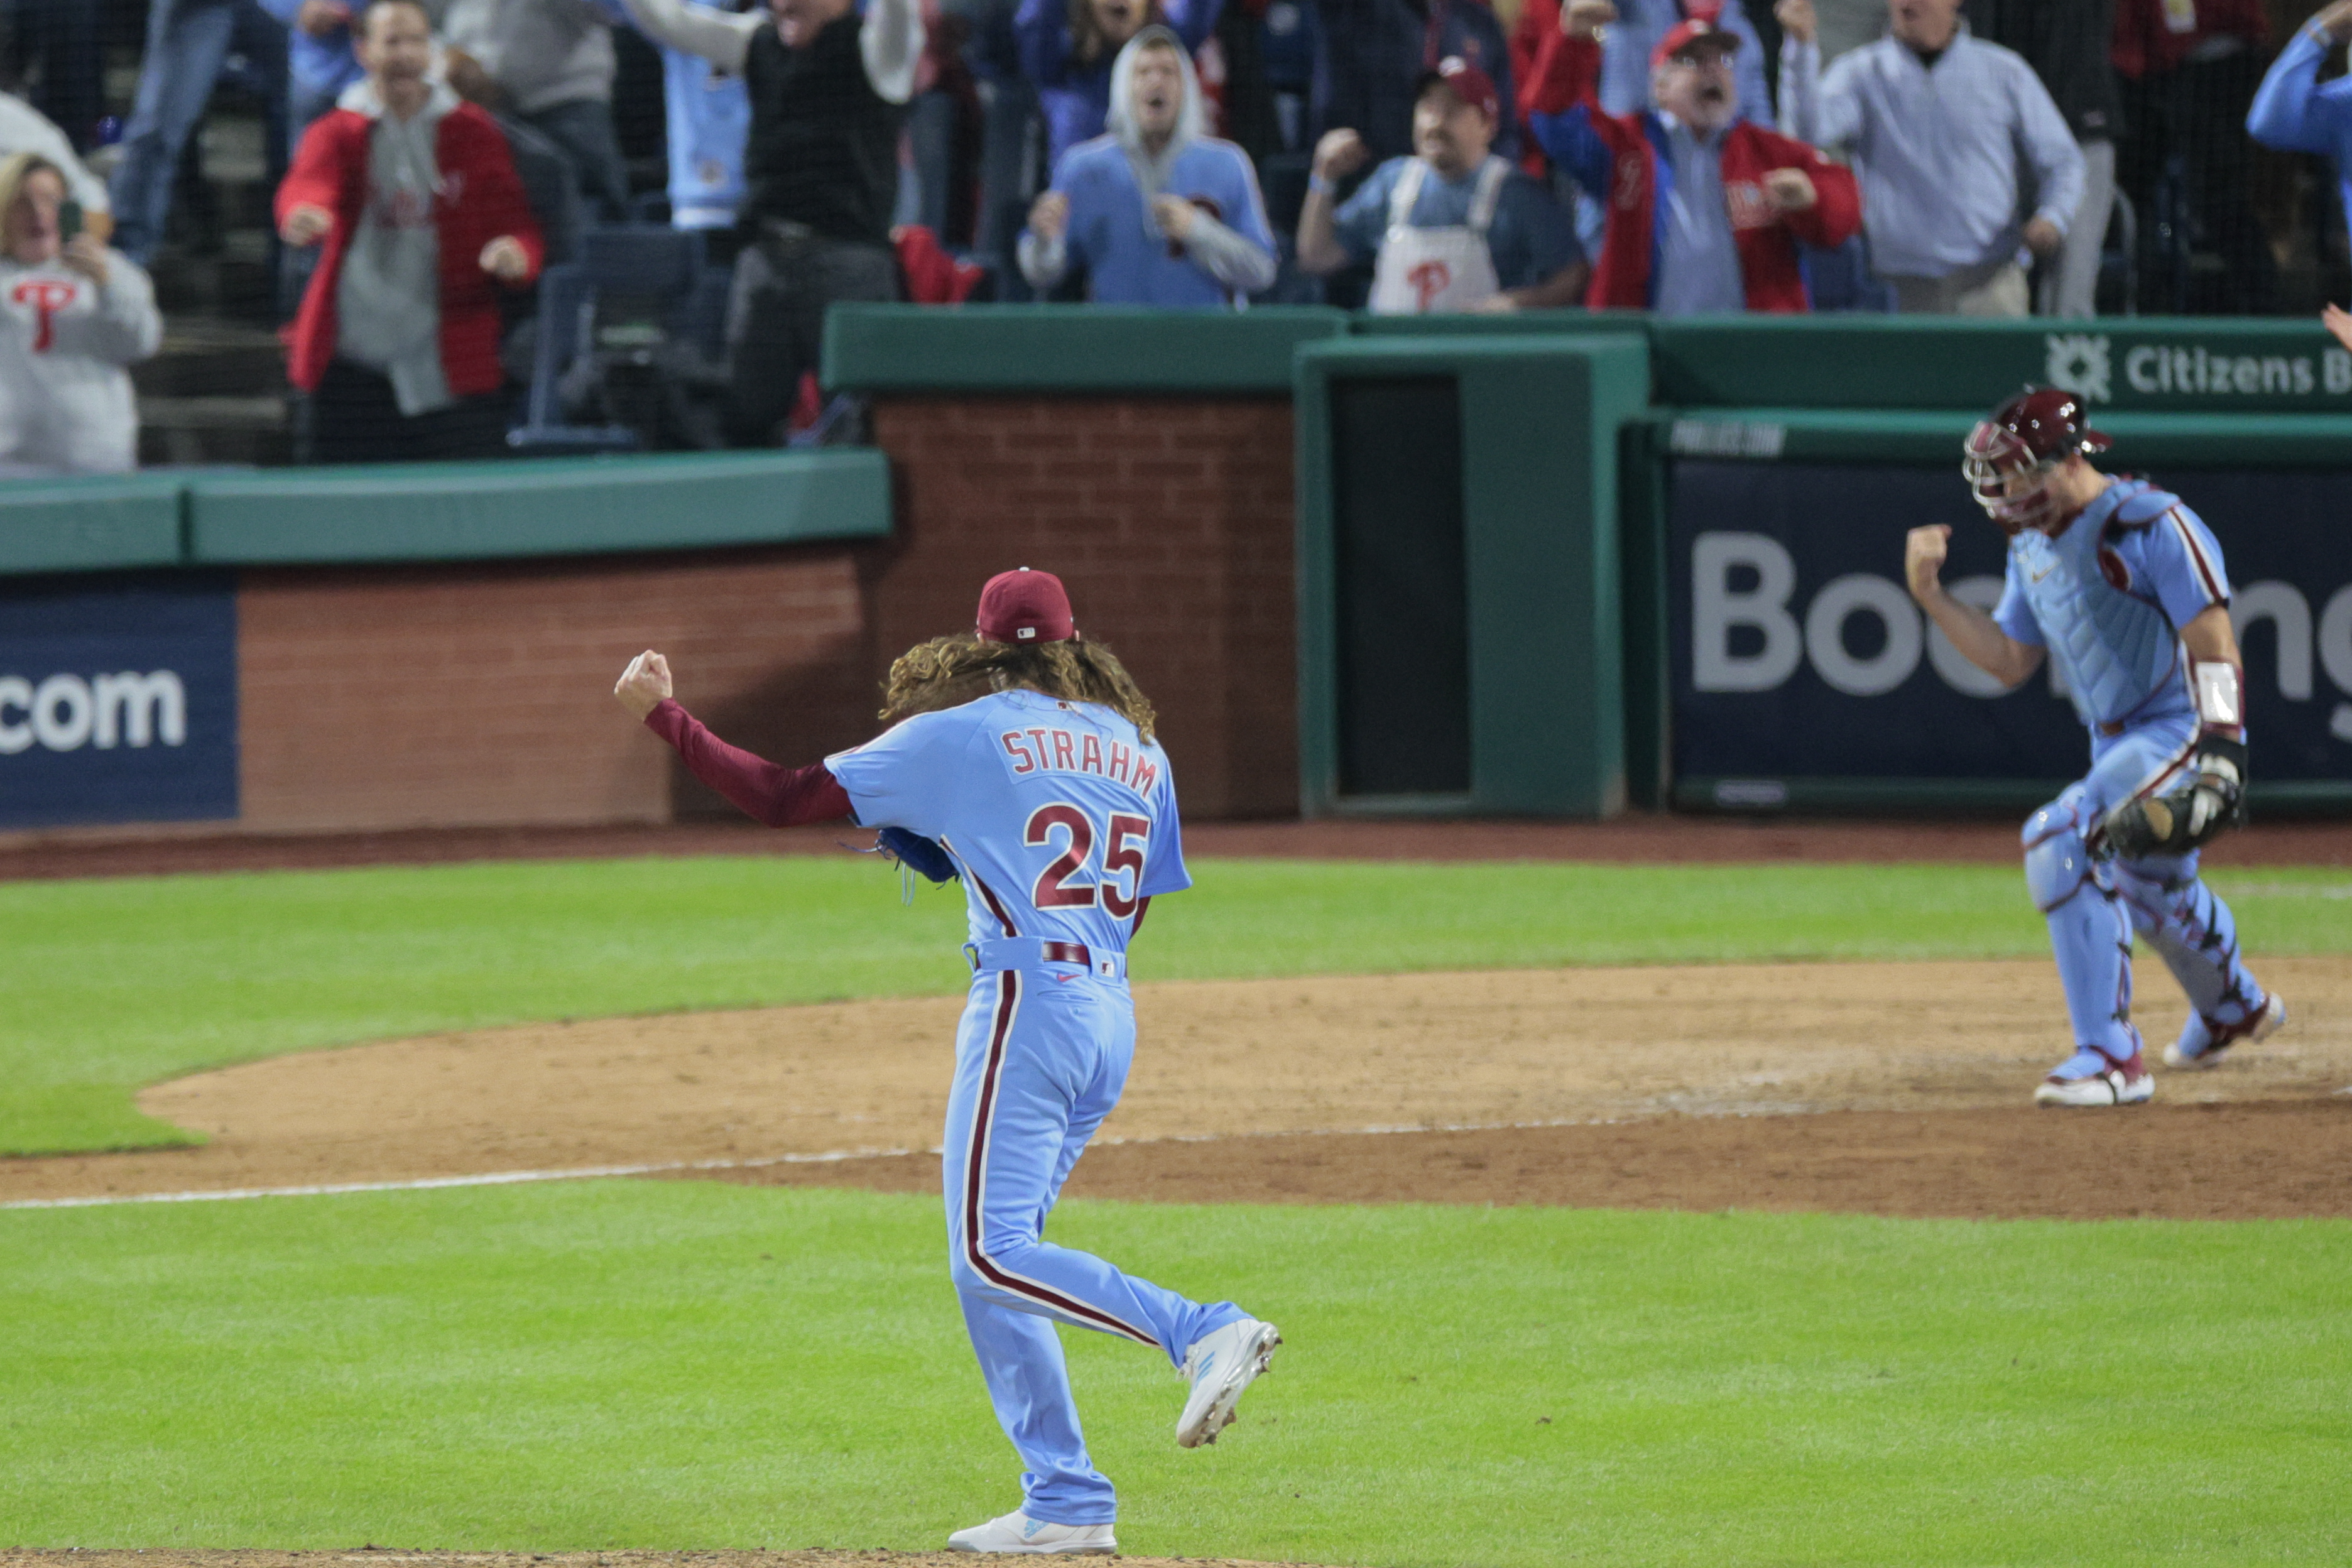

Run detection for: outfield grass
[[1, 1179, 2345, 1565], [5, 857, 2348, 1156]]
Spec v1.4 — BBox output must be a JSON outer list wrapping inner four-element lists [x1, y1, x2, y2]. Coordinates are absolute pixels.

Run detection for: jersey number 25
[[1026, 803, 1148, 918]]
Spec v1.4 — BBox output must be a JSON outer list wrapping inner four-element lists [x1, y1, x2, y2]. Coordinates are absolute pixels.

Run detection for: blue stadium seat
[[509, 226, 710, 454]]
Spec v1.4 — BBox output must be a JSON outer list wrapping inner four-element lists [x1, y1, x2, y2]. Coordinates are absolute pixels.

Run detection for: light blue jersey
[[827, 687, 1192, 952], [826, 685, 1238, 1528], [662, 45, 750, 230], [1047, 134, 1276, 307], [1993, 478, 2230, 733]]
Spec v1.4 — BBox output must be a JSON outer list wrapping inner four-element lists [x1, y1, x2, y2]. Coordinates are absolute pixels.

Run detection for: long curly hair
[[880, 633, 1158, 742]]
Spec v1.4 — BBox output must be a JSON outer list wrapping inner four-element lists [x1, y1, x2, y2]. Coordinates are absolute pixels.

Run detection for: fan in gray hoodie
[[0, 153, 161, 475], [1020, 26, 1278, 305]]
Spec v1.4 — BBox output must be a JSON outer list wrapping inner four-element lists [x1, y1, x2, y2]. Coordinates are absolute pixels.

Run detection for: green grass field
[[6, 1181, 2349, 1565], [4, 853, 2348, 1565], [5, 856, 2349, 1155]]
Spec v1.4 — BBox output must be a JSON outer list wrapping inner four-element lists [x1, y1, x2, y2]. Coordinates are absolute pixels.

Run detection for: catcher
[[1905, 387, 2285, 1107]]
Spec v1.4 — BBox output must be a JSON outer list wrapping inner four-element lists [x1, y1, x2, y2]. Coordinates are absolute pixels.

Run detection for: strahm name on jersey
[[998, 726, 1162, 795]]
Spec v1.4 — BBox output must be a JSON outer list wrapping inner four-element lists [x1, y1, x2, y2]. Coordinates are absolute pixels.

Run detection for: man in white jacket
[[0, 153, 162, 475]]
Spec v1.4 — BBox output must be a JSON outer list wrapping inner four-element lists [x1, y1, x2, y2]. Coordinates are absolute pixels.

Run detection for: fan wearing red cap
[[1520, 0, 1858, 312], [611, 569, 1279, 1555], [1295, 57, 1588, 313], [1901, 387, 2283, 1109]]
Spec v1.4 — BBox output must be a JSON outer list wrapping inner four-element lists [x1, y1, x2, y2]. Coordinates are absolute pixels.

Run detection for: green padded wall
[[1653, 406, 2352, 465], [1297, 334, 1650, 818], [0, 474, 185, 575], [1650, 314, 2352, 413], [824, 304, 1349, 393], [185, 449, 891, 565]]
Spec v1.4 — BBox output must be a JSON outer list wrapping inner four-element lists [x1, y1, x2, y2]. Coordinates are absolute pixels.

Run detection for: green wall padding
[[824, 304, 1349, 393], [185, 449, 891, 565], [0, 474, 185, 575]]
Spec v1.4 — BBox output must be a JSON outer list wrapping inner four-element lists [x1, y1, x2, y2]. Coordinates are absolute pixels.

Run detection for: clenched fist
[[1563, 0, 1618, 38], [280, 202, 333, 247], [1774, 0, 1816, 45], [1904, 524, 1951, 605], [614, 650, 673, 720], [1763, 167, 1816, 212], [1313, 127, 1369, 182], [479, 235, 530, 281], [1028, 190, 1070, 241], [1152, 193, 1199, 241]]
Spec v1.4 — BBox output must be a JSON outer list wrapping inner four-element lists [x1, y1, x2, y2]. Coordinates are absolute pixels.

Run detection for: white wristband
[[2194, 661, 2243, 731]]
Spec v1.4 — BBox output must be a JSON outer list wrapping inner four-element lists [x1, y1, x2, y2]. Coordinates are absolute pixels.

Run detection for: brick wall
[[237, 545, 873, 832], [227, 393, 1298, 834], [867, 395, 1298, 819]]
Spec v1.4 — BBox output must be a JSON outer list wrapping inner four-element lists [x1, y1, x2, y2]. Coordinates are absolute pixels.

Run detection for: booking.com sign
[[0, 671, 187, 754], [1665, 462, 2352, 792], [0, 575, 237, 829]]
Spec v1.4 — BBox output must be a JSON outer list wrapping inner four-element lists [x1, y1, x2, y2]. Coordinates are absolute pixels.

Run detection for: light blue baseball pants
[[940, 967, 1247, 1525]]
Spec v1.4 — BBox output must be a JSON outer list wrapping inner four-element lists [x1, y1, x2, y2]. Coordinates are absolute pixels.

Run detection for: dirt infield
[[6, 959, 2347, 1220]]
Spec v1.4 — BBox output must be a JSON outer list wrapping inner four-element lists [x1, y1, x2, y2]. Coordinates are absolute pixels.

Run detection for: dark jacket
[[1966, 0, 2121, 141]]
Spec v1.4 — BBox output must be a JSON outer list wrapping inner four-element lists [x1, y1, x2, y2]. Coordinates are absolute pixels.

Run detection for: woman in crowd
[[0, 152, 162, 475]]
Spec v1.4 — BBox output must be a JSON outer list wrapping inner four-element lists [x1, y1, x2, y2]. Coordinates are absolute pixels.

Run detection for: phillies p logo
[[12, 279, 76, 353], [1408, 259, 1452, 312]]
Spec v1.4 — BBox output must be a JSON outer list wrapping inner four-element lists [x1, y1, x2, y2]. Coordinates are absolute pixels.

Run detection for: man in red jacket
[[1525, 3, 1858, 312], [276, 0, 543, 463]]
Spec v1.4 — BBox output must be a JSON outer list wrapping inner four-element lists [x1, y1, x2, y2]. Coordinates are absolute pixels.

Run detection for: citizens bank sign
[[0, 574, 237, 829], [2043, 331, 2352, 406]]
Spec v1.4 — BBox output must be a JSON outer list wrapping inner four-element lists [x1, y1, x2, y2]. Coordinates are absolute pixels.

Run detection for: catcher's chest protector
[[2012, 481, 2185, 730]]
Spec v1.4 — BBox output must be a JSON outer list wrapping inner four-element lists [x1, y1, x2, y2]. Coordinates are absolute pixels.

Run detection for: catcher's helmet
[[1962, 386, 2112, 536]]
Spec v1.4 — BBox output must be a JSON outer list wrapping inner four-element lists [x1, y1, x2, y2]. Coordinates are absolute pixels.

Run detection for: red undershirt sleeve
[[643, 698, 854, 828]]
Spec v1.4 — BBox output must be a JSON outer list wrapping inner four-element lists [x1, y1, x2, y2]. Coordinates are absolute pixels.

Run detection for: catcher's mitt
[[2103, 734, 2246, 858], [876, 826, 958, 885]]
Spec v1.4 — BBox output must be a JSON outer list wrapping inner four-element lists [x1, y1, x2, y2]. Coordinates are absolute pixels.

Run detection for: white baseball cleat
[[2034, 1048, 2155, 1107], [944, 1510, 1116, 1555], [2163, 993, 2287, 1070], [1176, 1316, 1282, 1449]]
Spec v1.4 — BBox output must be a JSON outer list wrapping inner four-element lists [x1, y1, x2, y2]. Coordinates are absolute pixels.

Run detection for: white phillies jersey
[[825, 688, 1192, 952]]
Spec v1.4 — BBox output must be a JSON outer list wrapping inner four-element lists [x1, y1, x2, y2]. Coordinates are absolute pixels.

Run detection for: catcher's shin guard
[[2108, 859, 2269, 1035], [2024, 791, 2142, 1060]]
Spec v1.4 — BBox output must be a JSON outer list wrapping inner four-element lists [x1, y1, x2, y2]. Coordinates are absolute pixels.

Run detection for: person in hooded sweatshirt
[[277, 0, 545, 464], [1018, 24, 1276, 305], [1016, 0, 1224, 168], [0, 152, 161, 475]]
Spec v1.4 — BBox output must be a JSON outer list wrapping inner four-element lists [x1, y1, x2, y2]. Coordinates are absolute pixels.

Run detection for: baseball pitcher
[[614, 568, 1279, 1555]]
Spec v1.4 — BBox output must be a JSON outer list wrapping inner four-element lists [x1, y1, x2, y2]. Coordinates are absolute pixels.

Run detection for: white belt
[[964, 937, 1126, 981]]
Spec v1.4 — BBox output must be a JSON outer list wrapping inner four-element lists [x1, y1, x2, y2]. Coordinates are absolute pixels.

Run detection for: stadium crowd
[[0, 0, 2348, 468]]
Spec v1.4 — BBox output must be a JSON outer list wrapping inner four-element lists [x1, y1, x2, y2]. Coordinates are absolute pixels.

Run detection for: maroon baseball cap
[[1415, 56, 1500, 119], [976, 567, 1075, 644], [1652, 18, 1740, 70]]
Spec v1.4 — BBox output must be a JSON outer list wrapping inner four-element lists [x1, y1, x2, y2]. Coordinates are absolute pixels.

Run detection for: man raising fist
[[1519, 1, 1859, 312], [276, 0, 543, 464]]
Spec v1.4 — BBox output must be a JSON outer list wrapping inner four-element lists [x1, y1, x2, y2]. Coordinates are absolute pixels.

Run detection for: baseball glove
[[876, 827, 958, 885], [2103, 734, 2247, 858]]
